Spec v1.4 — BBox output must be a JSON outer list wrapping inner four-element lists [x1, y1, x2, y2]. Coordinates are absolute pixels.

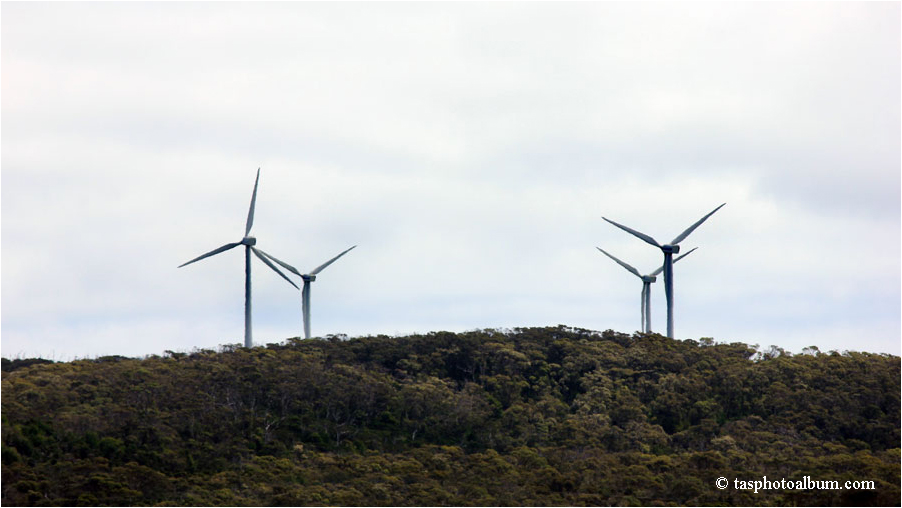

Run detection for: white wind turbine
[[261, 246, 356, 339], [602, 203, 725, 338], [596, 246, 697, 334], [178, 168, 299, 348]]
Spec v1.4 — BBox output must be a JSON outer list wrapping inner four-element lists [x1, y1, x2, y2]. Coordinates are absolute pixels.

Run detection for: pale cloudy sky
[[2, 1, 899, 360]]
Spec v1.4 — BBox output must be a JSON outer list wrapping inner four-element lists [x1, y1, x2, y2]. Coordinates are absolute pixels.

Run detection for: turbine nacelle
[[302, 274, 317, 282], [241, 236, 257, 246], [641, 275, 657, 283], [662, 244, 680, 254]]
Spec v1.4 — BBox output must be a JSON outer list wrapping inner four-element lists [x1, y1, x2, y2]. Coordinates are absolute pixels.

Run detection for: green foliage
[[1, 357, 54, 373], [2, 327, 899, 506]]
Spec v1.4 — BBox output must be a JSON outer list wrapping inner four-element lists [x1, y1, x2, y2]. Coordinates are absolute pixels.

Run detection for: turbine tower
[[602, 203, 724, 338], [261, 246, 356, 339], [596, 246, 697, 333], [178, 168, 299, 348]]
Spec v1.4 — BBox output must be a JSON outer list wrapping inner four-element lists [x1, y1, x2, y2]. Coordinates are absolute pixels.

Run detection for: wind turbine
[[178, 168, 299, 348], [602, 203, 724, 338], [261, 246, 356, 339], [596, 246, 697, 333]]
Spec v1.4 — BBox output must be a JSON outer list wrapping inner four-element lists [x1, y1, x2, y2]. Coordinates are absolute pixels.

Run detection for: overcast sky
[[2, 2, 899, 360]]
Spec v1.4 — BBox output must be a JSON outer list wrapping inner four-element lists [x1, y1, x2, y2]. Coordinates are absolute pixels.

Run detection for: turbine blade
[[251, 247, 299, 289], [178, 242, 240, 268], [670, 203, 725, 245], [245, 168, 260, 237], [310, 245, 356, 275], [674, 246, 698, 264], [596, 247, 641, 278], [602, 217, 661, 248], [650, 248, 697, 276], [254, 248, 301, 277]]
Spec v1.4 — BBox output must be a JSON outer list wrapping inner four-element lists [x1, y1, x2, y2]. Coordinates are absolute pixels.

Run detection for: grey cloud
[[2, 2, 898, 359]]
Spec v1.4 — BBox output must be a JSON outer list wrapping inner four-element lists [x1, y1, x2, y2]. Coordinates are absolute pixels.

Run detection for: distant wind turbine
[[261, 246, 356, 339], [178, 168, 299, 348], [596, 246, 697, 334], [602, 203, 725, 338]]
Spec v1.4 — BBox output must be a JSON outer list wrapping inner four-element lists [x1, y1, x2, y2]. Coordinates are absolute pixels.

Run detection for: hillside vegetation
[[2, 327, 899, 506]]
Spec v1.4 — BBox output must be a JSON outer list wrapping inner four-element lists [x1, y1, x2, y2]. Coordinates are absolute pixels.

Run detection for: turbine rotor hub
[[241, 236, 257, 246]]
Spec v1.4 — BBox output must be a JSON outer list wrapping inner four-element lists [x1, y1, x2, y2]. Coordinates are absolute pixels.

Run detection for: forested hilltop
[[2, 327, 899, 506]]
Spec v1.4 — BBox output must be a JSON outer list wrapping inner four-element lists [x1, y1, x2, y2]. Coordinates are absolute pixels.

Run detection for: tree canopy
[[2, 326, 899, 506]]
